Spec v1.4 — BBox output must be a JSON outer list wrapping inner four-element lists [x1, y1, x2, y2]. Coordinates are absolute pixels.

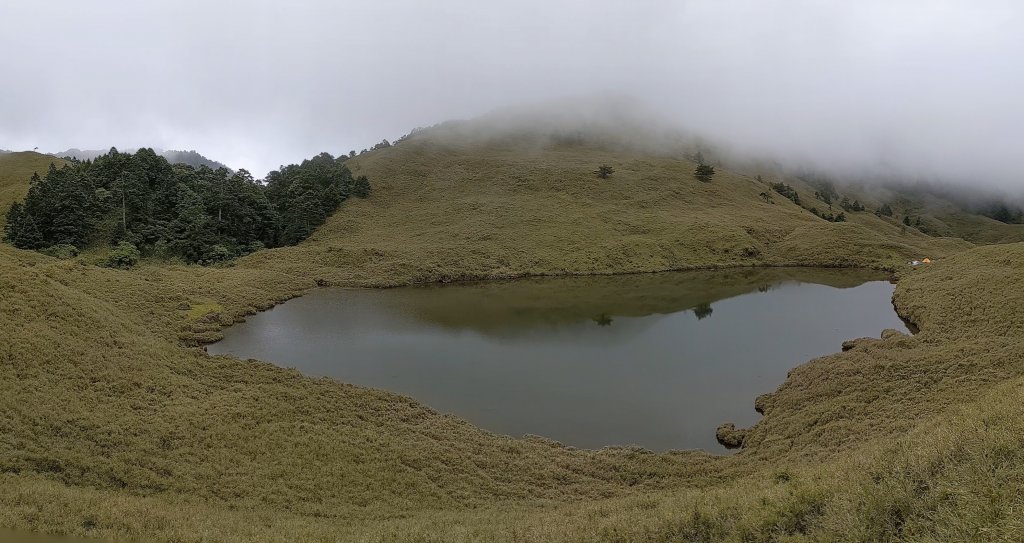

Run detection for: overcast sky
[[0, 1, 1021, 186]]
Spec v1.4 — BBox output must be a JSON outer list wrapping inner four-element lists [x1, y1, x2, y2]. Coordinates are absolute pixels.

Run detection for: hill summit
[[53, 147, 232, 171]]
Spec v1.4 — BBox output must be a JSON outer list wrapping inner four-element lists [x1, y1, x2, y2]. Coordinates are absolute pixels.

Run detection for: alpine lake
[[209, 268, 909, 452]]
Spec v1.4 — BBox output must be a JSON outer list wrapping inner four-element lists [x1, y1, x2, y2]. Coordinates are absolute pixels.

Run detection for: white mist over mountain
[[0, 1, 1021, 190]]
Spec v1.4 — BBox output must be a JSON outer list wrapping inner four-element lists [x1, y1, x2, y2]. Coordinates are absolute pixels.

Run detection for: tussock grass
[[0, 140, 1022, 541]]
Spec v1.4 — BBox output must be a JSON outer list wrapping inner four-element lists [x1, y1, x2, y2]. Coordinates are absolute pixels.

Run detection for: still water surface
[[210, 268, 907, 451]]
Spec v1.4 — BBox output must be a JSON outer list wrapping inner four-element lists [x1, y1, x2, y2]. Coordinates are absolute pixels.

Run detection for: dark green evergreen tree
[[770, 182, 800, 204], [352, 175, 371, 198], [4, 202, 25, 242], [694, 164, 715, 183], [12, 211, 45, 249], [168, 184, 216, 263], [265, 152, 355, 246], [4, 148, 369, 263]]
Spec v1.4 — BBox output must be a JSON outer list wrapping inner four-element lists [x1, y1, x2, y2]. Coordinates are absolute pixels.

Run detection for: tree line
[[4, 148, 370, 264]]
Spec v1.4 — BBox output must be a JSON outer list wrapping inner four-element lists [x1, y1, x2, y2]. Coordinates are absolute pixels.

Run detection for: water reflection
[[210, 268, 905, 451], [353, 267, 889, 336], [693, 302, 713, 320]]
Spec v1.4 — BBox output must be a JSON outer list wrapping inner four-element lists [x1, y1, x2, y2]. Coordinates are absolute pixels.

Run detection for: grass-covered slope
[[1, 132, 1023, 541], [0, 243, 720, 541], [925, 211, 1024, 244], [0, 153, 65, 227], [795, 180, 1024, 245], [237, 136, 968, 287]]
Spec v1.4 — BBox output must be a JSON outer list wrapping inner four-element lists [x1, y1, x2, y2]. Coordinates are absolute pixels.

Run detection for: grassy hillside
[[921, 211, 1024, 244], [1, 133, 1023, 541], [234, 135, 969, 291], [788, 179, 1024, 245], [0, 153, 65, 227]]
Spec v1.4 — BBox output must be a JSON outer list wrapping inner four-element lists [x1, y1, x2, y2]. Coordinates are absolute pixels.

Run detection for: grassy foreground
[[1, 135, 1023, 541]]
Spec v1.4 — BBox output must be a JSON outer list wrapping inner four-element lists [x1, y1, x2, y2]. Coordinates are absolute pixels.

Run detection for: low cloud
[[0, 0, 1020, 191]]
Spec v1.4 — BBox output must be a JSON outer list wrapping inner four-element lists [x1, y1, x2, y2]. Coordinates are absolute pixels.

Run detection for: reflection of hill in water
[[353, 267, 890, 336]]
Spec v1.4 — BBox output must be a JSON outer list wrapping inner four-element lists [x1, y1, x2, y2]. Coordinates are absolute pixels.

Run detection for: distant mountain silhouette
[[53, 148, 231, 171], [161, 150, 233, 170]]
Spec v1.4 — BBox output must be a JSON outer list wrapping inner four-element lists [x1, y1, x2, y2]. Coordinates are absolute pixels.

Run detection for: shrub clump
[[594, 165, 614, 179], [40, 244, 79, 259], [104, 241, 141, 269]]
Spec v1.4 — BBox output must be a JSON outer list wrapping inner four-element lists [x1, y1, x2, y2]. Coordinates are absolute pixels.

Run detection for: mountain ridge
[[52, 147, 232, 171]]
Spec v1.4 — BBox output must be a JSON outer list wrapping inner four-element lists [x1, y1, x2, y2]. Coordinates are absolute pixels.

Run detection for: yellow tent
[[922, 258, 932, 264]]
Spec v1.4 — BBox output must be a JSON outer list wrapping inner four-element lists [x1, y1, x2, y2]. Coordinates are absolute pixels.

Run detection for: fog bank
[[0, 1, 1020, 189]]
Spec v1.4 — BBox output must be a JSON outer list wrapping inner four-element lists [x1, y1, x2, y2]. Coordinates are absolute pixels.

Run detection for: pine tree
[[169, 184, 215, 262], [13, 212, 44, 249], [694, 164, 715, 183], [4, 202, 25, 242], [352, 176, 371, 198]]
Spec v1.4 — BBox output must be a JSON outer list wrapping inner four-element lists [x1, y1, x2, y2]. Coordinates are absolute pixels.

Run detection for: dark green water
[[209, 268, 907, 451]]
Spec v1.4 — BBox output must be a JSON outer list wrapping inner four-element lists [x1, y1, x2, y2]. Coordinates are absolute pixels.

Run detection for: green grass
[[230, 137, 969, 290], [183, 301, 224, 322], [0, 152, 65, 228], [1, 132, 1023, 542]]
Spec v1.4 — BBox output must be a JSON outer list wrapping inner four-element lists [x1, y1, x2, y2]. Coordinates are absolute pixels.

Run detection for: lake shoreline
[[192, 261, 900, 347], [207, 267, 906, 453]]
